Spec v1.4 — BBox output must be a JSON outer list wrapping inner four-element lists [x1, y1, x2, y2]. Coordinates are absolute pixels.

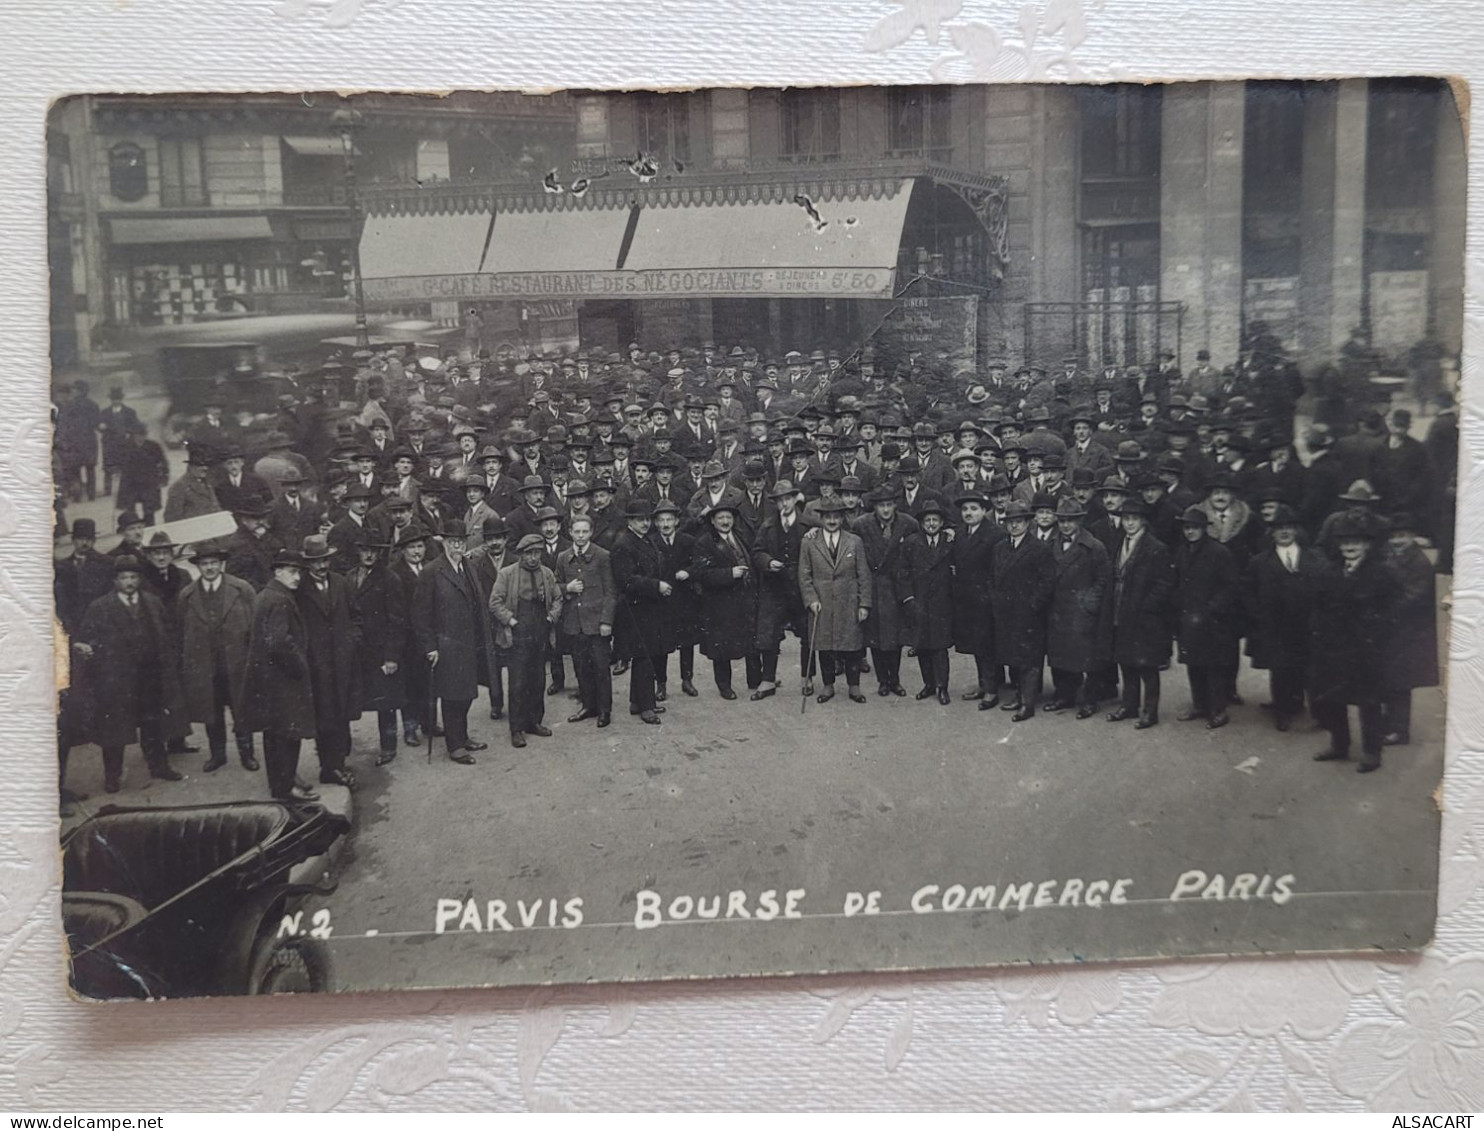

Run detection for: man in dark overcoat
[[115, 419, 169, 525], [297, 534, 362, 787], [691, 502, 760, 699], [852, 487, 919, 697], [226, 504, 283, 591], [348, 531, 408, 765], [1044, 498, 1112, 717], [987, 501, 1057, 721], [752, 480, 808, 698], [896, 499, 956, 703], [556, 514, 617, 727], [240, 549, 318, 802], [73, 555, 185, 793], [1244, 504, 1326, 731], [469, 515, 515, 721], [98, 385, 140, 498], [176, 539, 257, 772], [1106, 499, 1174, 728], [390, 524, 436, 744], [1378, 513, 1439, 747], [416, 520, 497, 762], [56, 518, 114, 804], [949, 489, 1004, 705], [1172, 505, 1242, 728], [1310, 512, 1401, 772], [609, 501, 669, 724], [651, 500, 701, 699]]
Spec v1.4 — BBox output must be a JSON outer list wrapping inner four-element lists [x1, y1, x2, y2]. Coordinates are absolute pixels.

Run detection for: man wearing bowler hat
[[1044, 497, 1112, 718], [241, 549, 319, 803], [416, 519, 499, 762], [489, 533, 564, 748], [609, 500, 668, 724], [950, 486, 1003, 703], [1105, 498, 1174, 729], [348, 529, 408, 766], [297, 534, 361, 788]]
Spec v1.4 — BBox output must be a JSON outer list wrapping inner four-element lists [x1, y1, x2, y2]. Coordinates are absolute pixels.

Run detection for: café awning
[[359, 179, 916, 303], [109, 216, 275, 245]]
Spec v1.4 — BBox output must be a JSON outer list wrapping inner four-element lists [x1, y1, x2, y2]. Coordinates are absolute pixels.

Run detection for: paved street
[[305, 643, 1443, 993]]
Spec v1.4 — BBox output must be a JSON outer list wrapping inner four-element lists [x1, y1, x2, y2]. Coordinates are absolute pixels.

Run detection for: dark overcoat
[[989, 533, 1057, 668], [1046, 528, 1112, 673], [797, 529, 873, 653], [225, 527, 283, 592], [349, 562, 408, 711], [1381, 542, 1440, 692], [239, 580, 316, 738], [653, 530, 702, 652], [852, 512, 920, 651], [609, 529, 671, 660], [692, 528, 760, 661], [1173, 536, 1242, 667], [1243, 545, 1327, 670], [414, 555, 496, 700], [1109, 532, 1175, 667], [55, 550, 114, 635], [298, 572, 363, 727], [753, 514, 807, 646], [175, 575, 255, 721], [74, 590, 184, 749], [949, 522, 1004, 655], [1308, 551, 1400, 706], [895, 530, 955, 652]]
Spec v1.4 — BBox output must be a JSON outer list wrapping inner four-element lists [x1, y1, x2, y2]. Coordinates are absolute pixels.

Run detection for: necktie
[[929, 536, 937, 549]]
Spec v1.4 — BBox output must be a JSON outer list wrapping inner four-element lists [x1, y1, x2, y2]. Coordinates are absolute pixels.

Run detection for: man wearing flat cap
[[489, 533, 564, 748]]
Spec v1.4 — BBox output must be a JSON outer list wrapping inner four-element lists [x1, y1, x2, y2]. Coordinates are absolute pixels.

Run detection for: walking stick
[[426, 656, 436, 765], [802, 606, 820, 715]]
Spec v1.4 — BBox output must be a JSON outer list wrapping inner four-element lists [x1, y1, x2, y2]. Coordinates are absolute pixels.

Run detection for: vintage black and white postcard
[[48, 80, 1460, 999]]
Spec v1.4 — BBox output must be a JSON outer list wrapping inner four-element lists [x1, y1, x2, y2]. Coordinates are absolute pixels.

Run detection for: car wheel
[[246, 935, 329, 996]]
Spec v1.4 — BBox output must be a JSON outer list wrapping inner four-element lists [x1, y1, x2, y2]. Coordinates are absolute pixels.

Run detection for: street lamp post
[[332, 107, 370, 351]]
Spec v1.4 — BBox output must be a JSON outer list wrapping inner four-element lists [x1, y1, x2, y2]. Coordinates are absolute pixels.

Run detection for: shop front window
[[108, 142, 147, 202]]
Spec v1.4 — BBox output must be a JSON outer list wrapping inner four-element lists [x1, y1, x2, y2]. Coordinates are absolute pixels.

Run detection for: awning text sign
[[364, 267, 897, 302]]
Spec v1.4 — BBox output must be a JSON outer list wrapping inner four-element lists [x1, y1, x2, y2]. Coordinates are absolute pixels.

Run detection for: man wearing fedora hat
[[610, 501, 669, 723], [297, 534, 361, 788], [1044, 497, 1112, 717], [1105, 498, 1174, 728], [98, 385, 141, 499], [241, 549, 319, 803], [72, 553, 186, 793], [139, 529, 200, 755], [1246, 504, 1326, 732], [213, 446, 274, 517], [798, 496, 873, 704], [164, 444, 222, 522], [987, 500, 1056, 721], [416, 519, 500, 761], [177, 538, 258, 773], [690, 501, 759, 699], [686, 459, 746, 534], [115, 417, 169, 526], [949, 487, 1003, 703], [489, 533, 564, 748], [897, 497, 956, 704], [854, 486, 919, 697], [1172, 504, 1241, 729], [349, 530, 409, 766], [269, 469, 324, 547]]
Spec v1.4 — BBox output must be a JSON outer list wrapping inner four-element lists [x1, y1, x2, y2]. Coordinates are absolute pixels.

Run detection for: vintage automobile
[[62, 801, 350, 1000], [158, 341, 274, 445]]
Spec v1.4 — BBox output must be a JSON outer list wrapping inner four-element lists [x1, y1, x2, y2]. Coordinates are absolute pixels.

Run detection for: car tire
[[245, 934, 330, 996]]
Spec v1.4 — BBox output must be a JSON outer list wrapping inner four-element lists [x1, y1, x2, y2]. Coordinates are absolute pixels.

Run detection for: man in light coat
[[798, 497, 873, 703]]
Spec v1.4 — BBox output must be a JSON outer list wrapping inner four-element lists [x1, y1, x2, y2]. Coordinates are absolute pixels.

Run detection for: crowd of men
[[53, 336, 1457, 810]]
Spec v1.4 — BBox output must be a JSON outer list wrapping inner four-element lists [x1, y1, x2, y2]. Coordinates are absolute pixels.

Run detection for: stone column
[[1160, 81, 1246, 371], [709, 89, 749, 170], [1297, 79, 1369, 364], [1025, 85, 1078, 364]]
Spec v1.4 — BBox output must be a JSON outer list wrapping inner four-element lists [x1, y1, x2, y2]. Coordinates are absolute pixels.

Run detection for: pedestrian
[[896, 498, 956, 703], [176, 538, 258, 773], [115, 418, 169, 525], [73, 554, 185, 792], [56, 379, 101, 503], [988, 501, 1057, 721], [609, 501, 668, 724], [164, 445, 223, 522], [489, 533, 564, 748], [1379, 512, 1439, 747], [651, 499, 700, 699], [798, 496, 873, 704], [1172, 505, 1241, 728], [240, 549, 319, 803], [1244, 503, 1325, 732], [751, 480, 808, 699], [98, 385, 140, 498], [557, 514, 616, 727], [949, 488, 1003, 704], [348, 531, 408, 766], [853, 487, 919, 696], [1044, 497, 1112, 717], [1106, 499, 1174, 729], [1310, 513, 1400, 773], [417, 520, 498, 762], [692, 502, 760, 699], [297, 534, 362, 787]]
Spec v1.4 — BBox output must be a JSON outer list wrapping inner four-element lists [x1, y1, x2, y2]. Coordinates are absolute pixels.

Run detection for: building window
[[780, 89, 840, 163], [107, 142, 147, 202], [1078, 85, 1162, 179], [887, 86, 952, 161], [157, 137, 207, 206], [634, 92, 691, 164], [1367, 78, 1442, 210]]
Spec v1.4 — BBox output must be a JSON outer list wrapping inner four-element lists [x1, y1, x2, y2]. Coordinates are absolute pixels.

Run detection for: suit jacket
[[175, 574, 255, 720], [488, 561, 564, 650], [212, 468, 275, 516], [989, 532, 1057, 667]]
